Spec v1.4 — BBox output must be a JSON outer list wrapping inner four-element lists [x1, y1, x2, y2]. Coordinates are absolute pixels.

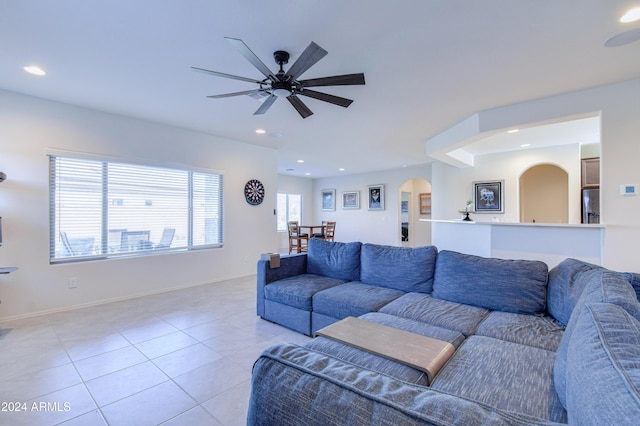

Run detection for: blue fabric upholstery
[[307, 239, 361, 281], [264, 274, 346, 310], [312, 281, 404, 319], [475, 311, 564, 352], [546, 258, 602, 326], [623, 272, 640, 301], [380, 292, 490, 336], [432, 336, 566, 423], [432, 250, 548, 315], [248, 343, 561, 426], [257, 253, 307, 317], [554, 269, 640, 408], [306, 313, 465, 386], [566, 303, 640, 425], [264, 300, 312, 335], [360, 244, 437, 293]]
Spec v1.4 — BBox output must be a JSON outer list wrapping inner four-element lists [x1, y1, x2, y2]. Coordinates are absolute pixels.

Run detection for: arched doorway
[[520, 164, 568, 223], [398, 178, 432, 247]]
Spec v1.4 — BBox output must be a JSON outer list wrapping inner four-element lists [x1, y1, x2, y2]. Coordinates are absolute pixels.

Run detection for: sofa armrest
[[256, 254, 308, 317], [248, 344, 562, 426]]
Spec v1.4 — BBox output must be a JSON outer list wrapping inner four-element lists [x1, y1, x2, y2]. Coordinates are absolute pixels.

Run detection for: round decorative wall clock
[[244, 179, 265, 205]]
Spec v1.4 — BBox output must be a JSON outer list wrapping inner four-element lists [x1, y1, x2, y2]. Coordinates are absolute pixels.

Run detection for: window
[[276, 193, 302, 231], [49, 154, 223, 263]]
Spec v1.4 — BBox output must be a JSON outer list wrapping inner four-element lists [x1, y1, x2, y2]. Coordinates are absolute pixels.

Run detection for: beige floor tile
[[151, 343, 223, 378], [73, 345, 147, 381], [135, 330, 198, 359], [85, 361, 168, 406]]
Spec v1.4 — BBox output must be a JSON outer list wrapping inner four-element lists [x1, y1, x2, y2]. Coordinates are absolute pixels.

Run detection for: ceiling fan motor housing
[[273, 50, 290, 65]]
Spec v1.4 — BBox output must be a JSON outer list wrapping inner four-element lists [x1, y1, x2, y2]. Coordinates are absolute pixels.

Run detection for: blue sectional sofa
[[250, 238, 640, 425]]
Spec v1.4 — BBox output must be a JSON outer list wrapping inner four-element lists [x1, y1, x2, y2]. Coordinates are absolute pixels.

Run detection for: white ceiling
[[1, 1, 639, 177]]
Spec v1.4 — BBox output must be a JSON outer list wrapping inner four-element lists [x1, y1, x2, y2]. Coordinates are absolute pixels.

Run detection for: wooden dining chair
[[313, 221, 328, 238], [324, 221, 336, 242], [288, 221, 309, 253]]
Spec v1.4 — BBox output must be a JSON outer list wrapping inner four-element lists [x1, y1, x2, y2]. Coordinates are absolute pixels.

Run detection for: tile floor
[[0, 275, 311, 425]]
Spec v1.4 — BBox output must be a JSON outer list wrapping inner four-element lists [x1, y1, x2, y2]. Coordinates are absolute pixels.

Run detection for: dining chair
[[288, 221, 309, 254], [323, 221, 336, 242], [313, 221, 328, 239]]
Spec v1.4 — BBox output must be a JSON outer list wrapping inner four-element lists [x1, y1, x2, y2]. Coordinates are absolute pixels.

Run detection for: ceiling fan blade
[[299, 73, 366, 87], [298, 89, 353, 108], [287, 95, 313, 118], [191, 66, 264, 84], [284, 41, 328, 81], [225, 37, 277, 81], [207, 89, 266, 99], [253, 94, 277, 115]]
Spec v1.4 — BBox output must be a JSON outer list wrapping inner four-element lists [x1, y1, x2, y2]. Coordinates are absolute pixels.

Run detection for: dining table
[[299, 225, 326, 239]]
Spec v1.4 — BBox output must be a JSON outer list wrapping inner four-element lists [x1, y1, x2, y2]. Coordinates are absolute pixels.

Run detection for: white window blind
[[49, 155, 223, 263]]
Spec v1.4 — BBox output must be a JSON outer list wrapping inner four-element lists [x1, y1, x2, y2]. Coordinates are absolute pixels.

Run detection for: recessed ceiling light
[[507, 129, 519, 134], [23, 65, 46, 76], [621, 7, 640, 23], [521, 143, 531, 148], [255, 129, 266, 134], [297, 160, 304, 163], [305, 172, 311, 176], [339, 168, 345, 171]]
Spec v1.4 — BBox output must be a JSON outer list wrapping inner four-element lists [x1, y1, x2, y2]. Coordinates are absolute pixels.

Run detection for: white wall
[[431, 79, 640, 271], [433, 143, 581, 223], [312, 165, 432, 246], [0, 90, 278, 320]]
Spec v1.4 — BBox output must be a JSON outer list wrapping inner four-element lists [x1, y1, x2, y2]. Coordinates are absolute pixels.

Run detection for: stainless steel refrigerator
[[582, 188, 600, 224]]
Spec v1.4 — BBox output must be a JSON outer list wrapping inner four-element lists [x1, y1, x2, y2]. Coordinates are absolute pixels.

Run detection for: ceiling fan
[[192, 37, 365, 118]]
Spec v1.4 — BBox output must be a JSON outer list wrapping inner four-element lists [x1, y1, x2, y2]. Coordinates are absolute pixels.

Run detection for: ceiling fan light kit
[[192, 37, 365, 118]]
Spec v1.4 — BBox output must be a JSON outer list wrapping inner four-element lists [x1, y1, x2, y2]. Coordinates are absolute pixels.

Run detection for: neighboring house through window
[[49, 153, 223, 263]]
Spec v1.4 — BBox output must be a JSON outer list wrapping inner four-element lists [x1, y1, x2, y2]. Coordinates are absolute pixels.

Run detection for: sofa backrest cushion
[[553, 269, 640, 409], [566, 302, 640, 424], [307, 239, 361, 281], [432, 250, 548, 315], [547, 258, 603, 326], [360, 244, 438, 293], [623, 272, 640, 301]]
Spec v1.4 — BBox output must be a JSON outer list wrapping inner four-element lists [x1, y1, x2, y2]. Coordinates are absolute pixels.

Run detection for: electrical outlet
[[68, 278, 77, 289]]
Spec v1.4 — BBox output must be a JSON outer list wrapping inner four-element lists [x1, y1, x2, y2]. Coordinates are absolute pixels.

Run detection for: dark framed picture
[[321, 189, 336, 211], [342, 191, 360, 209], [367, 184, 384, 211], [473, 181, 504, 213]]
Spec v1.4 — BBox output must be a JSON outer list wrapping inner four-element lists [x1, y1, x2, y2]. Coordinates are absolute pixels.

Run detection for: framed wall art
[[321, 189, 336, 211], [342, 191, 360, 209], [419, 193, 431, 215], [473, 180, 504, 213], [367, 184, 385, 211]]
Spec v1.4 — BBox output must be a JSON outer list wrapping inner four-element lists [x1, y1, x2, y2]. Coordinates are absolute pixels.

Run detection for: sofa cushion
[[306, 313, 465, 387], [379, 292, 489, 337], [432, 250, 548, 315], [554, 269, 640, 408], [307, 239, 361, 281], [623, 272, 640, 301], [265, 274, 346, 310], [250, 343, 564, 426], [431, 336, 566, 423], [360, 244, 437, 293], [312, 282, 404, 319], [566, 303, 640, 425], [475, 311, 564, 352], [547, 258, 602, 326]]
